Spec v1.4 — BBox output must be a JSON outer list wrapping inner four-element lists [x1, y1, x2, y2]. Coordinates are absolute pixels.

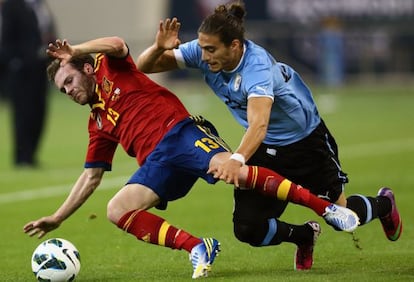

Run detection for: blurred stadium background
[[0, 1, 413, 280], [43, 0, 414, 85]]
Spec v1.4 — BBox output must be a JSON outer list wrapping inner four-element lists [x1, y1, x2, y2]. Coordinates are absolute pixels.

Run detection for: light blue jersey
[[174, 39, 321, 146]]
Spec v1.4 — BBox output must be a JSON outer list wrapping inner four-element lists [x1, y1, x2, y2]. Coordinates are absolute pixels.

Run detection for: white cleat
[[323, 204, 360, 232], [189, 238, 220, 279]]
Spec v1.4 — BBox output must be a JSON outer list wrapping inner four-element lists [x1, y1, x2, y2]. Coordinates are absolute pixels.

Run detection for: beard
[[77, 74, 96, 105]]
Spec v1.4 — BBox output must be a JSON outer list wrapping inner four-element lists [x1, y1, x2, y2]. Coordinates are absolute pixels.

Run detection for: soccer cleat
[[323, 204, 359, 232], [189, 238, 220, 279], [377, 187, 403, 241], [294, 221, 321, 271]]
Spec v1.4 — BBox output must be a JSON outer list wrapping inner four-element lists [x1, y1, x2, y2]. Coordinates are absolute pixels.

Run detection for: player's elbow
[[87, 176, 102, 191], [251, 123, 267, 143], [136, 58, 150, 73], [258, 125, 268, 141], [84, 168, 104, 190], [104, 36, 128, 57], [110, 36, 126, 51]]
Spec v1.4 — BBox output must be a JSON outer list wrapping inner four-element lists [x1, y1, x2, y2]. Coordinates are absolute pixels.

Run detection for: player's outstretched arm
[[136, 18, 180, 73], [23, 167, 105, 238], [46, 37, 129, 65]]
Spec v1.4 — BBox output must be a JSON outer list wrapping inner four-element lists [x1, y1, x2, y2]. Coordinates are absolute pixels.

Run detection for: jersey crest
[[234, 73, 242, 91], [102, 76, 114, 95]]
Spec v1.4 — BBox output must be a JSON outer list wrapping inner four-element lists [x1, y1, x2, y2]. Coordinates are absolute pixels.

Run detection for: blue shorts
[[127, 117, 230, 209]]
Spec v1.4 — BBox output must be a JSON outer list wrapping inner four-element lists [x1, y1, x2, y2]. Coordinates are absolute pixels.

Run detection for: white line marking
[[0, 138, 413, 204], [0, 176, 127, 204]]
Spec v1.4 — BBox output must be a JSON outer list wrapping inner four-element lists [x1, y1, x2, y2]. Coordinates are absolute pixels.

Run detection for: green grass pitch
[[0, 81, 413, 281]]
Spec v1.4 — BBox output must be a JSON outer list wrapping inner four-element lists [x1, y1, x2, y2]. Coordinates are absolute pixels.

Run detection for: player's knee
[[106, 197, 122, 224], [233, 222, 263, 247]]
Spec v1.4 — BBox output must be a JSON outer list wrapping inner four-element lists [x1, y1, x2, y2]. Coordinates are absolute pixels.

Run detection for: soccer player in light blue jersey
[[137, 1, 402, 271]]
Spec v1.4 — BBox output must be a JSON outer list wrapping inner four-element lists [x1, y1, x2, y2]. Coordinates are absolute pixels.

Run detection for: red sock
[[117, 210, 202, 252], [245, 166, 330, 216]]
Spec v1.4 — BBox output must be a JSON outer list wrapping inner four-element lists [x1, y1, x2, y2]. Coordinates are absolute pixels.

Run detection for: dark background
[[169, 0, 414, 84]]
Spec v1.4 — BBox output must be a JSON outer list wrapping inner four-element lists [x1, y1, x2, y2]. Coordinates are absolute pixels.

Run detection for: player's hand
[[155, 18, 181, 50], [23, 216, 61, 239], [46, 39, 75, 66], [208, 159, 243, 187]]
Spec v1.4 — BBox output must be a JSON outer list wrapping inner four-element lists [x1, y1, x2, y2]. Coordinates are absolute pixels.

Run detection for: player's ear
[[230, 39, 242, 50], [83, 63, 94, 74]]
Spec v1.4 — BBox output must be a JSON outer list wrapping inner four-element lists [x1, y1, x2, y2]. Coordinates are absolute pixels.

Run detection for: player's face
[[54, 63, 95, 105], [198, 32, 243, 72]]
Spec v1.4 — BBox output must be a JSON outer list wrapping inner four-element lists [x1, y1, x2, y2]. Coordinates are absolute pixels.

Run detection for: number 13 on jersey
[[195, 137, 220, 153]]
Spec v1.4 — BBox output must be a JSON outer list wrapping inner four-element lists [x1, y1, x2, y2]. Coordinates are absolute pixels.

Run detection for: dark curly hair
[[198, 1, 246, 46]]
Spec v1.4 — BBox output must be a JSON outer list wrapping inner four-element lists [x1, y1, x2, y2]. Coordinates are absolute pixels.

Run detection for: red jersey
[[85, 53, 190, 169]]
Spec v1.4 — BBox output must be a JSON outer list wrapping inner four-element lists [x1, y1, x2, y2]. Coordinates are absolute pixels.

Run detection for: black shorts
[[234, 120, 348, 222]]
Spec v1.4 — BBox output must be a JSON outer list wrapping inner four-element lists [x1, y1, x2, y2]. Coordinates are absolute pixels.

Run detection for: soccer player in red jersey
[[23, 37, 358, 278]]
